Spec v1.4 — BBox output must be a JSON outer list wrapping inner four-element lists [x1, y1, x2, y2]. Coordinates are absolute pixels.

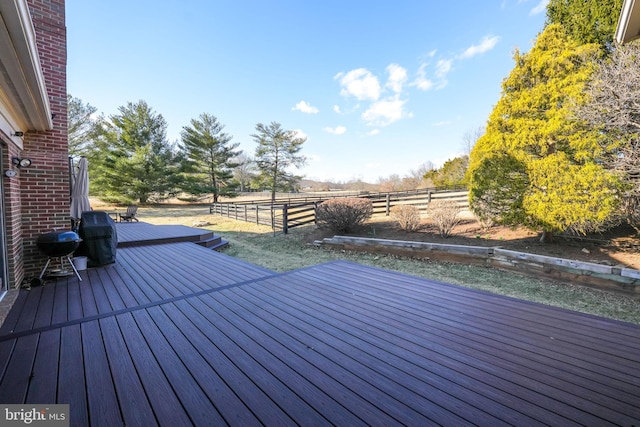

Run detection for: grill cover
[[78, 211, 117, 266]]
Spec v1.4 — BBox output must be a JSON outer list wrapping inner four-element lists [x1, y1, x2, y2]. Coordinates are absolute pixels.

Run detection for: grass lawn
[[112, 203, 640, 325]]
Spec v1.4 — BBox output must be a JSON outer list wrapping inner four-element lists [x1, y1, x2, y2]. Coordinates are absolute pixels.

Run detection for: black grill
[[36, 230, 83, 283], [36, 231, 81, 258]]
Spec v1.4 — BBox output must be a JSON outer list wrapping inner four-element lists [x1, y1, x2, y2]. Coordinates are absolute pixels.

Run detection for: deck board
[[116, 314, 195, 426], [221, 285, 520, 426], [316, 262, 640, 351], [0, 222, 638, 426], [144, 306, 262, 425], [0, 334, 38, 404], [231, 277, 564, 425], [81, 320, 122, 427], [314, 262, 640, 387], [168, 299, 349, 426], [263, 278, 603, 424], [31, 283, 54, 329], [189, 293, 474, 426], [25, 329, 59, 404], [100, 316, 157, 426], [57, 325, 88, 426], [129, 310, 232, 426]]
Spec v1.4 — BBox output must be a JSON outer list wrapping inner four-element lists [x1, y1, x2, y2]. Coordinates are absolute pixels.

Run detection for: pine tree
[[180, 113, 241, 203], [468, 24, 621, 242], [252, 122, 306, 203], [90, 100, 180, 204]]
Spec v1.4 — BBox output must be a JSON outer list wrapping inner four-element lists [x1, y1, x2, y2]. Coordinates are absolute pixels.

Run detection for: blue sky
[[66, 0, 549, 183]]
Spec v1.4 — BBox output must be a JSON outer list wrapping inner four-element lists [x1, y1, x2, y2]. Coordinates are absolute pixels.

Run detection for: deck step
[[196, 235, 223, 248], [195, 235, 229, 251], [210, 239, 229, 251]]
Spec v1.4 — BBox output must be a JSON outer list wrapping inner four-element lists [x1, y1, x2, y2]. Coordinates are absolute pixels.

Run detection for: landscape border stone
[[316, 235, 640, 297]]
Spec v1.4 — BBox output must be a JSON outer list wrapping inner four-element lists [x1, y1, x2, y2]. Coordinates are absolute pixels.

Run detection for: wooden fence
[[210, 187, 469, 234]]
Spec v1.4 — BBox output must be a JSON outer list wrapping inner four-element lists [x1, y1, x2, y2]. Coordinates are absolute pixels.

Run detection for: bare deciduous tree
[[576, 41, 640, 229], [233, 153, 256, 192], [461, 126, 484, 156], [68, 94, 100, 157], [377, 162, 436, 192]]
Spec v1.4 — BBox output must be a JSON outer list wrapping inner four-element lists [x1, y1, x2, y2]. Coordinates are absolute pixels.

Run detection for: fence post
[[244, 205, 248, 222], [314, 201, 318, 225], [386, 194, 391, 216], [428, 191, 432, 204], [282, 204, 288, 234], [256, 205, 259, 225]]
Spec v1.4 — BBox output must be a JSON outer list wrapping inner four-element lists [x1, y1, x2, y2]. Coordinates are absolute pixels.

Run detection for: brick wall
[[17, 0, 69, 281], [2, 135, 25, 287]]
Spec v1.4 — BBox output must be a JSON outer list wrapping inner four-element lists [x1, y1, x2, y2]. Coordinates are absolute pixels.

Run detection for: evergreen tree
[[424, 156, 468, 188], [468, 24, 621, 242], [90, 100, 180, 204], [252, 122, 306, 203], [546, 0, 623, 50], [180, 113, 241, 203]]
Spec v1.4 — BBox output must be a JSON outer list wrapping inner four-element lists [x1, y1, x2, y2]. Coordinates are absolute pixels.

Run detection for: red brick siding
[[2, 137, 26, 287], [16, 0, 69, 281]]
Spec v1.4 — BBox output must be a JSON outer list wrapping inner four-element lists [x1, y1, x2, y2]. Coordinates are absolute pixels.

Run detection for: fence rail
[[210, 187, 469, 234]]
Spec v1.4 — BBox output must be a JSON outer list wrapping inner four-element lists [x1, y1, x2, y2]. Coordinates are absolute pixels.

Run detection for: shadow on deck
[[0, 223, 639, 426]]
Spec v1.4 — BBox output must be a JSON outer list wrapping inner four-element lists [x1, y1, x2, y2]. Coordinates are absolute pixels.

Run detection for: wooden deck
[[115, 222, 217, 247], [0, 231, 639, 425]]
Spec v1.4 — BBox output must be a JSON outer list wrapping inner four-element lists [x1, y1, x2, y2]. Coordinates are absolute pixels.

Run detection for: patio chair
[[118, 205, 139, 222]]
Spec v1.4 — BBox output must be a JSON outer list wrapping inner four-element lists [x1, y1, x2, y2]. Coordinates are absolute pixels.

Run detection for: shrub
[[428, 199, 461, 238], [390, 205, 421, 231], [316, 198, 373, 233]]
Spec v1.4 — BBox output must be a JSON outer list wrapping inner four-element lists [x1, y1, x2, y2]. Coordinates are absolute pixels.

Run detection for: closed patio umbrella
[[70, 157, 91, 221]]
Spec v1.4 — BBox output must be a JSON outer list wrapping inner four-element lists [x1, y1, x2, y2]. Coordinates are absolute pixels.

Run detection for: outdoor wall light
[[12, 131, 24, 137], [12, 157, 32, 168]]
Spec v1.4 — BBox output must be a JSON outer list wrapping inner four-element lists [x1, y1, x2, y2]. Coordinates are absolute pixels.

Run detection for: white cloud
[[432, 120, 453, 127], [459, 35, 500, 59], [435, 59, 452, 79], [432, 59, 453, 89], [292, 101, 319, 114], [530, 0, 549, 15], [385, 64, 408, 93], [412, 63, 434, 91], [333, 105, 342, 114], [335, 68, 381, 101], [367, 129, 380, 136], [324, 126, 347, 135], [362, 97, 411, 126]]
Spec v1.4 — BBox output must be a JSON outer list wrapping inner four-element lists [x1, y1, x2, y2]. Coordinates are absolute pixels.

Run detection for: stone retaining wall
[[316, 236, 640, 296]]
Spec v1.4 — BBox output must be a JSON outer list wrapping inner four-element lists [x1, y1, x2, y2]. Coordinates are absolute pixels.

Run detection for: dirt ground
[[307, 217, 640, 270]]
